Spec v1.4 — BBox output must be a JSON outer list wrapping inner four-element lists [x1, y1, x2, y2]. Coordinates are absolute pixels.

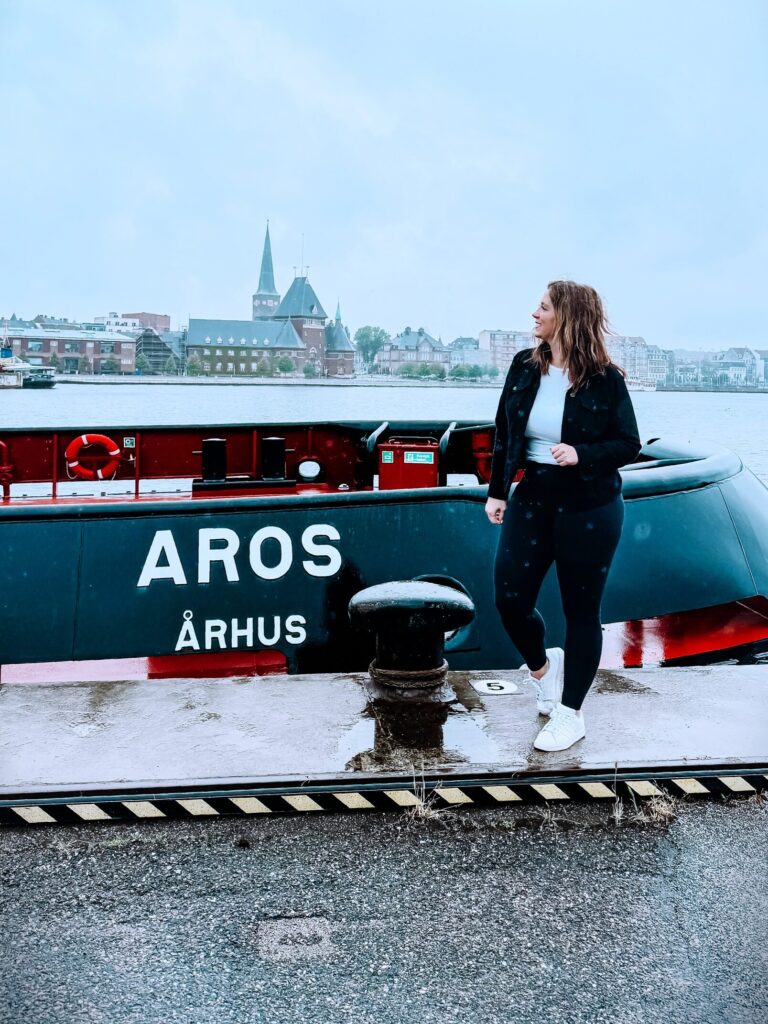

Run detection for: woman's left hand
[[550, 443, 579, 466]]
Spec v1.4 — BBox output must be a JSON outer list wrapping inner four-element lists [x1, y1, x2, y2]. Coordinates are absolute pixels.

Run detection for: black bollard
[[348, 580, 475, 689], [262, 436, 286, 480], [201, 438, 227, 482]]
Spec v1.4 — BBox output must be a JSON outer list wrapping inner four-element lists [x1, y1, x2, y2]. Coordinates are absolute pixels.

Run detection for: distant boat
[[626, 378, 657, 392], [22, 365, 57, 389], [0, 356, 56, 389]]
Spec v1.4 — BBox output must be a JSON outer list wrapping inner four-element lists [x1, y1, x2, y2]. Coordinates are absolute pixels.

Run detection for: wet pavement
[[0, 797, 766, 1024], [1, 666, 766, 793]]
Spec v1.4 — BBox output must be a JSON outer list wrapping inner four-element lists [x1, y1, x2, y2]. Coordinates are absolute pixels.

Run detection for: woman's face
[[532, 291, 556, 343]]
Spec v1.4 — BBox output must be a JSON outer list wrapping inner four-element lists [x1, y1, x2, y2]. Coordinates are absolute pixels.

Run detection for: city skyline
[[2, 1, 766, 351]]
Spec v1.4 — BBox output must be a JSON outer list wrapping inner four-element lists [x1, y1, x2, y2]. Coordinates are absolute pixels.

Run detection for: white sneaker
[[525, 647, 565, 716], [533, 702, 586, 752]]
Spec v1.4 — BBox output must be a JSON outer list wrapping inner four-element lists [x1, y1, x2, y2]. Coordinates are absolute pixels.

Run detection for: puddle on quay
[[338, 686, 503, 771]]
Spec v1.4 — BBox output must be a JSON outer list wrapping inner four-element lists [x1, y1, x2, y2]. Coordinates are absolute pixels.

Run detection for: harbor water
[[1, 381, 766, 484]]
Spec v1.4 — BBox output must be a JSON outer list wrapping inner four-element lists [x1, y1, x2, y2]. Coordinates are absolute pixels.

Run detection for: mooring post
[[348, 580, 475, 690]]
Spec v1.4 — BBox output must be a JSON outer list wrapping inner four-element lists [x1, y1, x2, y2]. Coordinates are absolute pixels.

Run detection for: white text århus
[[175, 610, 307, 651]]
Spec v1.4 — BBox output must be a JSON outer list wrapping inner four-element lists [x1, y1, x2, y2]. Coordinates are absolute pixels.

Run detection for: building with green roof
[[374, 326, 449, 375], [188, 223, 355, 377]]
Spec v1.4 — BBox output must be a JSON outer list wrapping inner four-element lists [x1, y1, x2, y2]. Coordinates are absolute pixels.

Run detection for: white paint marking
[[483, 785, 522, 802], [68, 804, 111, 821], [531, 784, 569, 800], [435, 788, 474, 805], [670, 778, 709, 795], [13, 806, 57, 824], [578, 782, 615, 799], [230, 796, 272, 815], [384, 790, 420, 807], [333, 792, 375, 810], [177, 799, 219, 816], [719, 776, 755, 793], [283, 794, 323, 812], [627, 780, 664, 797], [122, 801, 166, 818]]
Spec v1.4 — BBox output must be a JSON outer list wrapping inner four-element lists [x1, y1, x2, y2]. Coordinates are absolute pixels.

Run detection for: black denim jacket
[[488, 347, 643, 502]]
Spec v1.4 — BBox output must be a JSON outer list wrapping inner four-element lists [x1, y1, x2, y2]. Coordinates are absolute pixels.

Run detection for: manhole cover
[[257, 917, 335, 962]]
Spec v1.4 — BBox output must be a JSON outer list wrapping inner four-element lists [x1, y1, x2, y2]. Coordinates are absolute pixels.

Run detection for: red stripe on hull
[[601, 596, 768, 667], [2, 650, 288, 684]]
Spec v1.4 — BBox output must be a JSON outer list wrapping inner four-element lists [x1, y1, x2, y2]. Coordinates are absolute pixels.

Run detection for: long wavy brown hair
[[528, 280, 627, 394]]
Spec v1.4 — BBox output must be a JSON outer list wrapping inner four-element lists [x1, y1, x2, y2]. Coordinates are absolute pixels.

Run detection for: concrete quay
[[1, 664, 765, 824]]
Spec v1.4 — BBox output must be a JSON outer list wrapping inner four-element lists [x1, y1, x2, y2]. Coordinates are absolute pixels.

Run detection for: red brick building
[[1, 320, 136, 374], [122, 312, 171, 332]]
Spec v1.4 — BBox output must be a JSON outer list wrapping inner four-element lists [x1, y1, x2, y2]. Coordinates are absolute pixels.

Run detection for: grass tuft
[[399, 770, 457, 830], [631, 793, 680, 825], [610, 795, 625, 827]]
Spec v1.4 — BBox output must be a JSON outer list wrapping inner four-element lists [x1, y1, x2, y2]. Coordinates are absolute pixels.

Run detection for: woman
[[485, 280, 642, 752]]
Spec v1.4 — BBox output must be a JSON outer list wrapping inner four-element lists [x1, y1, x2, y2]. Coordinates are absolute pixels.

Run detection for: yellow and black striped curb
[[1, 769, 765, 826]]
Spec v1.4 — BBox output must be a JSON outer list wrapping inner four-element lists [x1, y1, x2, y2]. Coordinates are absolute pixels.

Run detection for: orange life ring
[[65, 433, 121, 480]]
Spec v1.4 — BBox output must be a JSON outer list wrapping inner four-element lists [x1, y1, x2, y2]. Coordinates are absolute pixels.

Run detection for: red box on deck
[[377, 437, 439, 489]]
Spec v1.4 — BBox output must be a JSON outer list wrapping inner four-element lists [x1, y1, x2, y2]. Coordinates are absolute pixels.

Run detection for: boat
[[22, 365, 56, 389], [1, 420, 767, 681], [0, 356, 30, 389], [0, 356, 56, 389], [626, 379, 657, 392]]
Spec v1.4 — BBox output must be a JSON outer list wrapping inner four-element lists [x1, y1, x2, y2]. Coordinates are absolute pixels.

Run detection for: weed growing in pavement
[[609, 784, 680, 827], [530, 805, 579, 835], [631, 793, 680, 825], [608, 763, 624, 827], [399, 769, 458, 831], [609, 795, 625, 827]]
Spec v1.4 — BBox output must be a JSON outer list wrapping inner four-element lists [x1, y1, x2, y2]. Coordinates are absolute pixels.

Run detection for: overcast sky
[[2, 0, 766, 350]]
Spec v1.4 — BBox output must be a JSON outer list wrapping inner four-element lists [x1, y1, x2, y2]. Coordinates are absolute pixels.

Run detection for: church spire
[[258, 222, 276, 294], [252, 221, 281, 320], [335, 300, 342, 322]]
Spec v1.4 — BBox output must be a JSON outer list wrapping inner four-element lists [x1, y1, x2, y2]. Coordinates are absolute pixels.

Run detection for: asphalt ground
[[1, 796, 766, 1024]]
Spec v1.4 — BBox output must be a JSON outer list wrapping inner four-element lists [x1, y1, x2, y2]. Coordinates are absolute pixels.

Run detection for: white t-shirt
[[524, 364, 572, 464]]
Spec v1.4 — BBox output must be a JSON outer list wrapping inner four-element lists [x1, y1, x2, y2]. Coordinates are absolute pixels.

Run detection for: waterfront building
[[185, 318, 305, 376], [704, 355, 747, 386], [673, 360, 700, 385], [158, 329, 188, 363], [374, 327, 449, 374], [324, 303, 356, 377], [448, 337, 483, 367], [476, 329, 671, 383], [272, 274, 328, 370], [0, 324, 136, 374], [711, 347, 762, 385], [135, 329, 181, 374], [754, 349, 768, 383], [606, 336, 648, 379], [645, 343, 672, 383], [606, 335, 673, 385], [665, 346, 768, 387], [188, 223, 354, 377], [478, 330, 532, 369]]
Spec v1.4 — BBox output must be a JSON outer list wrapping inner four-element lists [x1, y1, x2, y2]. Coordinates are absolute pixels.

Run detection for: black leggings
[[493, 462, 625, 710]]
